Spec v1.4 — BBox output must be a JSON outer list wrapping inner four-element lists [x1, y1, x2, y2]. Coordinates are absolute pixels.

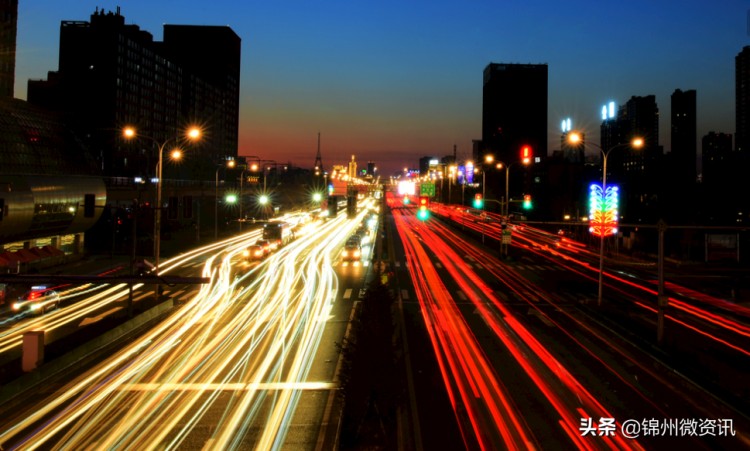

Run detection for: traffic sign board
[[420, 183, 436, 197]]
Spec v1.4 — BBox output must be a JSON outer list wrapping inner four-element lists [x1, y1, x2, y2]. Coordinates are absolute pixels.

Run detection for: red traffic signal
[[419, 196, 429, 207], [521, 145, 532, 165]]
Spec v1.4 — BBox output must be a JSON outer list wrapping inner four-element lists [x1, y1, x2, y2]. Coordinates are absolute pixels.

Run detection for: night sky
[[14, 1, 750, 175]]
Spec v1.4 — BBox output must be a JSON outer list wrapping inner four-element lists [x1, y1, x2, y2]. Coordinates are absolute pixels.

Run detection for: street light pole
[[215, 159, 236, 240], [123, 126, 200, 277], [215, 168, 219, 240], [505, 164, 510, 218], [597, 150, 609, 307], [155, 143, 165, 275], [239, 169, 245, 231], [568, 132, 643, 306]]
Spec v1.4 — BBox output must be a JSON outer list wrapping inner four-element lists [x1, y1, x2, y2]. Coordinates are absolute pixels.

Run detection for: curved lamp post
[[568, 132, 644, 306], [216, 159, 237, 240], [123, 126, 201, 276], [239, 156, 261, 231], [492, 157, 529, 218]]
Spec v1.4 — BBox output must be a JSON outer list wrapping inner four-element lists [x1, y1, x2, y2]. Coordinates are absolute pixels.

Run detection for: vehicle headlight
[[242, 250, 250, 257], [30, 303, 41, 311], [354, 251, 361, 257], [11, 302, 21, 311]]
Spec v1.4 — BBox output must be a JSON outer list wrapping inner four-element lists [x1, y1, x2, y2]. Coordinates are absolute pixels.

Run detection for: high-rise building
[[599, 96, 662, 222], [735, 46, 750, 153], [702, 132, 733, 188], [482, 63, 547, 212], [27, 7, 241, 180], [560, 118, 584, 164], [671, 89, 697, 185], [0, 0, 17, 98], [734, 47, 750, 221], [481, 63, 547, 164], [701, 132, 737, 222]]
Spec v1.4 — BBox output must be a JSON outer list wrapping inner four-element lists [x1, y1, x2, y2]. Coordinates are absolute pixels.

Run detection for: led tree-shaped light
[[568, 130, 642, 306], [589, 184, 619, 237]]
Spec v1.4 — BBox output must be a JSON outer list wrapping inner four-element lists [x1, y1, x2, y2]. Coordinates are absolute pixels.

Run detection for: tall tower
[[0, 0, 18, 98], [348, 155, 357, 179], [313, 132, 323, 176]]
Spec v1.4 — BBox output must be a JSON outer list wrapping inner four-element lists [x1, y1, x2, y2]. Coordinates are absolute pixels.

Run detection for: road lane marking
[[400, 289, 409, 300], [122, 382, 337, 391], [343, 289, 353, 300]]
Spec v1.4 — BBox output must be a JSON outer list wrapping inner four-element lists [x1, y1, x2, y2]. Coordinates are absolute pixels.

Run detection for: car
[[12, 287, 60, 315], [342, 241, 362, 261], [347, 234, 362, 245], [356, 224, 370, 236], [255, 239, 272, 255], [242, 244, 266, 261]]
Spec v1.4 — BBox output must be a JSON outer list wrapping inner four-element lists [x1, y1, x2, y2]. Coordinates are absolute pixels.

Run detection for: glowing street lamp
[[568, 131, 644, 306], [123, 126, 201, 276]]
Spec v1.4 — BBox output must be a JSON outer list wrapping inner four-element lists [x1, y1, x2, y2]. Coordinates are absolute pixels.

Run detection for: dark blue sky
[[15, 1, 749, 175]]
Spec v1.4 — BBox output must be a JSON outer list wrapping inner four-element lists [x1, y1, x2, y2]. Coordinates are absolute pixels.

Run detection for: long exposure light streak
[[430, 205, 750, 358], [0, 207, 371, 449], [392, 203, 643, 450]]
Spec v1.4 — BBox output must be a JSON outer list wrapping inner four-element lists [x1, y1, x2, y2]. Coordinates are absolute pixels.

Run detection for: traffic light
[[523, 194, 532, 210], [473, 193, 484, 209], [403, 196, 410, 205], [521, 145, 532, 165], [417, 196, 429, 220]]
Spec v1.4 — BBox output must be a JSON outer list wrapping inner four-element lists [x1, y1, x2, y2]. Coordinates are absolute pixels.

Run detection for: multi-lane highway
[[0, 206, 378, 449], [387, 194, 750, 449], [1, 191, 749, 449]]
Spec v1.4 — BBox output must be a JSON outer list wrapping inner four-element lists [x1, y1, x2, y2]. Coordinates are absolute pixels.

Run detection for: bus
[[262, 222, 294, 249]]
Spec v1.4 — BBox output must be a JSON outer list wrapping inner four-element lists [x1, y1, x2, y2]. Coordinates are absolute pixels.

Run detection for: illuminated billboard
[[397, 181, 416, 196]]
